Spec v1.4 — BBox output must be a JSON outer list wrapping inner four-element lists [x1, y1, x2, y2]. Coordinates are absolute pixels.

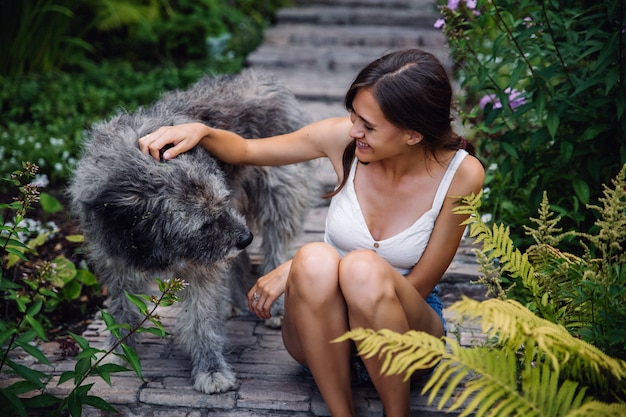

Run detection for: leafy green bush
[[0, 0, 291, 188], [0, 0, 291, 77], [0, 164, 186, 416], [1, 163, 100, 332], [454, 164, 626, 359], [435, 0, 626, 249], [0, 62, 207, 187]]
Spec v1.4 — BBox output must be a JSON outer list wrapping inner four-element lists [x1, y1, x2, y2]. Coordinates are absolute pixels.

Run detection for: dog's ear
[[81, 183, 173, 270]]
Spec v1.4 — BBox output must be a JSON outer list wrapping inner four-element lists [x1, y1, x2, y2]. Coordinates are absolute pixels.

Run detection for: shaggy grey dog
[[68, 70, 316, 394]]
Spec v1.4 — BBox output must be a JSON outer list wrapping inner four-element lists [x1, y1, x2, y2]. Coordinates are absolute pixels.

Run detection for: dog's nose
[[236, 231, 253, 249]]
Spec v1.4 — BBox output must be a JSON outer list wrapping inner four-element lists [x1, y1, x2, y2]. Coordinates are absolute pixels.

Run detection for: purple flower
[[479, 88, 527, 111], [506, 88, 527, 109], [434, 18, 446, 29], [479, 94, 501, 110], [466, 0, 477, 9], [447, 0, 461, 9]]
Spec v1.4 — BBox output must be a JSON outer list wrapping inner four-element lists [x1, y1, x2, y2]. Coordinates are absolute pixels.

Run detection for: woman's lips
[[356, 140, 370, 149]]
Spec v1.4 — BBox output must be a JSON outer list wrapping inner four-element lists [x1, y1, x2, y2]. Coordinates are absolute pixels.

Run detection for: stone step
[[294, 0, 437, 9], [263, 23, 446, 48], [276, 5, 439, 27], [246, 44, 452, 74]]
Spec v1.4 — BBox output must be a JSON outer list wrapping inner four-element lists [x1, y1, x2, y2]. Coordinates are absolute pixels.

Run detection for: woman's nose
[[349, 123, 363, 139]]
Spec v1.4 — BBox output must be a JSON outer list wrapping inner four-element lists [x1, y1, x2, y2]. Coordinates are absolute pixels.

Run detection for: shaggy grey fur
[[68, 70, 316, 394]]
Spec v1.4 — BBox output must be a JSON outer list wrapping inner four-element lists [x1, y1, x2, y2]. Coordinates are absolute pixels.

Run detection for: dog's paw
[[264, 315, 283, 329], [193, 369, 237, 394]]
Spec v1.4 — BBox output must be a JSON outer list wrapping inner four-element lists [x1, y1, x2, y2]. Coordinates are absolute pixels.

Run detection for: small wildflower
[[448, 0, 460, 10], [434, 18, 446, 29], [479, 88, 526, 111]]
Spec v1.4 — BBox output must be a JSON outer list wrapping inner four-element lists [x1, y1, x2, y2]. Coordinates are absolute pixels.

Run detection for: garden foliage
[[435, 0, 626, 248], [454, 164, 626, 359], [0, 0, 291, 188], [338, 298, 626, 417], [0, 164, 186, 416]]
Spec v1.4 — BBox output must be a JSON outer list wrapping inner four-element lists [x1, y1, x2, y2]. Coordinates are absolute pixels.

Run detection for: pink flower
[[434, 18, 446, 29]]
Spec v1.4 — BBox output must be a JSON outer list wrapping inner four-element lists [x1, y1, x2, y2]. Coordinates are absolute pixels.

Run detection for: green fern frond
[[454, 193, 538, 294], [563, 401, 626, 417], [338, 327, 596, 417], [524, 191, 567, 246], [449, 298, 626, 387], [337, 298, 626, 417]]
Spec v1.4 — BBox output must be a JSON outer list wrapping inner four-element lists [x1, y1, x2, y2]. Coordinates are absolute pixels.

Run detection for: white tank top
[[324, 149, 468, 275]]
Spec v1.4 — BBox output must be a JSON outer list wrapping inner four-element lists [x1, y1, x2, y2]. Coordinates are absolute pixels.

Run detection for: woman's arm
[[138, 117, 353, 168], [406, 155, 485, 298]]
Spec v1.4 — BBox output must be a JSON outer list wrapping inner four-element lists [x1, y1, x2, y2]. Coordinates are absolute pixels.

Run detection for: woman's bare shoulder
[[451, 153, 485, 196]]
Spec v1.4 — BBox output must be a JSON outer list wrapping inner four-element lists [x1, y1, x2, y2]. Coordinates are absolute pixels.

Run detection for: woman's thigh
[[281, 242, 346, 362]]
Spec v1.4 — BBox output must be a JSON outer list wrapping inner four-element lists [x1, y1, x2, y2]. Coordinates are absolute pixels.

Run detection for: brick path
[[1, 1, 489, 415]]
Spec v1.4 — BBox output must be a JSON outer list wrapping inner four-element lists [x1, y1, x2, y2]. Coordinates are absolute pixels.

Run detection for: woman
[[139, 48, 485, 417]]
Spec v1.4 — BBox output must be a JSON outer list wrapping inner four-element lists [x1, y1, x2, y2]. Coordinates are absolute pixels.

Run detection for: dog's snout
[[236, 231, 253, 250]]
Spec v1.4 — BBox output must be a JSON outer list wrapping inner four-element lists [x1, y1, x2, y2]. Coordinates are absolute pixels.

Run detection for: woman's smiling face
[[348, 88, 414, 163]]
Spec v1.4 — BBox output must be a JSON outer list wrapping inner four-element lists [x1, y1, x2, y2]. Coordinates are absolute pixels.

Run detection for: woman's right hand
[[138, 122, 211, 161], [248, 260, 292, 320]]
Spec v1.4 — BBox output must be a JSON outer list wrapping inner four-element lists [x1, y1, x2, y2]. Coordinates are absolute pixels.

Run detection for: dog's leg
[[175, 264, 236, 394], [93, 262, 151, 364]]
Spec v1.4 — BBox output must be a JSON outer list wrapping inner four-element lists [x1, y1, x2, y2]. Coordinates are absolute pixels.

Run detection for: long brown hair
[[325, 48, 475, 198]]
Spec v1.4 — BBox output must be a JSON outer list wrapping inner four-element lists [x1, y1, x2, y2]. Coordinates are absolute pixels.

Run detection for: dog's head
[[78, 148, 252, 271]]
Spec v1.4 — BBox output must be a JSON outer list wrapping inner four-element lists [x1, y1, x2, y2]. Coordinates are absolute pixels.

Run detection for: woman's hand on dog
[[248, 260, 291, 320], [139, 123, 209, 161]]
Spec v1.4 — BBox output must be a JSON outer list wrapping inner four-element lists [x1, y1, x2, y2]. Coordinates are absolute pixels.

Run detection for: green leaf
[[65, 234, 84, 243], [572, 178, 590, 205], [23, 315, 47, 340], [68, 390, 83, 417], [6, 359, 47, 388], [69, 332, 90, 350], [21, 393, 62, 409], [49, 256, 77, 286], [499, 142, 519, 160], [39, 192, 63, 213], [93, 363, 130, 385], [6, 380, 41, 395], [121, 343, 143, 380], [82, 395, 118, 413], [125, 292, 148, 314], [15, 339, 51, 365], [58, 370, 77, 385], [137, 325, 167, 338], [546, 113, 559, 139], [0, 388, 27, 417], [63, 279, 82, 300], [74, 269, 98, 286]]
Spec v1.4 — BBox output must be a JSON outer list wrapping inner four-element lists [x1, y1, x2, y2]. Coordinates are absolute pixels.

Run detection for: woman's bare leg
[[339, 249, 445, 417], [281, 242, 356, 417]]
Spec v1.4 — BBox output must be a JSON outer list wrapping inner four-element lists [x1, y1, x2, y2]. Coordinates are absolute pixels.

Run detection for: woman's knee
[[287, 242, 341, 299], [338, 250, 395, 303]]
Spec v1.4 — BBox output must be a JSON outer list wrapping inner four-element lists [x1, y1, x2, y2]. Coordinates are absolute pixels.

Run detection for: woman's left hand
[[248, 260, 291, 320]]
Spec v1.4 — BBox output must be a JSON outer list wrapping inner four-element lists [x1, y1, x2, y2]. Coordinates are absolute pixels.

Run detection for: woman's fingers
[[248, 286, 276, 320], [137, 125, 193, 160]]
